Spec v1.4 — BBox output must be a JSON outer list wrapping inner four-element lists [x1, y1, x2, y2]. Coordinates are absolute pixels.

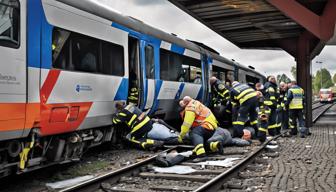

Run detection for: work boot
[[299, 127, 307, 138], [192, 154, 208, 163], [155, 155, 169, 167], [217, 142, 224, 155], [257, 131, 266, 143]]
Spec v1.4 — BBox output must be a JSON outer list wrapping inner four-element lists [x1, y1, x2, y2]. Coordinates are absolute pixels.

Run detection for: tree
[[333, 73, 336, 85], [277, 73, 291, 83], [291, 66, 296, 80], [313, 68, 334, 92]]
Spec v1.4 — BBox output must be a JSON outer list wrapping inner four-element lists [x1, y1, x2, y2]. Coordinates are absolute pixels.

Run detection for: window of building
[[0, 0, 20, 48], [145, 45, 154, 79], [52, 28, 124, 76]]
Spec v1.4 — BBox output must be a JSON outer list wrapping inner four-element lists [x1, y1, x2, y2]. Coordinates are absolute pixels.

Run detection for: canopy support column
[[296, 33, 312, 128]]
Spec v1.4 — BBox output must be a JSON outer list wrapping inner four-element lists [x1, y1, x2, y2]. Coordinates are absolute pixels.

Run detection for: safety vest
[[289, 87, 304, 109], [185, 100, 218, 130], [233, 84, 257, 104]]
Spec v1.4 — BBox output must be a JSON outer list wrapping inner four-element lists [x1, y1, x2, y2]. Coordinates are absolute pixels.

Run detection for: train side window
[[160, 49, 183, 81], [190, 66, 202, 84], [0, 0, 20, 48], [71, 34, 99, 73], [52, 29, 71, 69], [145, 45, 154, 79], [160, 48, 201, 83], [101, 40, 124, 76]]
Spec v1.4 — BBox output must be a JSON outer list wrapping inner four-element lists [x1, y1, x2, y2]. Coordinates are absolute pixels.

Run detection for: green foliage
[[291, 66, 296, 80], [333, 73, 336, 84], [277, 73, 291, 83], [313, 68, 334, 92]]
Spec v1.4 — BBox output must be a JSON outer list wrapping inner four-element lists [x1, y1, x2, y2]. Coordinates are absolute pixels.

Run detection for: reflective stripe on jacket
[[287, 86, 304, 109], [230, 83, 257, 105]]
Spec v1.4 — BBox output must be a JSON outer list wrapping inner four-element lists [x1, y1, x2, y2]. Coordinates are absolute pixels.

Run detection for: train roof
[[55, 0, 265, 78], [56, 0, 202, 53]]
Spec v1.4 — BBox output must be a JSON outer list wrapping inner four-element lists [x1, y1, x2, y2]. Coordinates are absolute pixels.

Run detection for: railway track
[[60, 134, 284, 192], [312, 103, 335, 123], [312, 102, 325, 110]]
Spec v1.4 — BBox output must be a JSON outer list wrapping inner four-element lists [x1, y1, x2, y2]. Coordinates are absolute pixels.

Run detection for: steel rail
[[60, 147, 177, 192], [313, 103, 335, 123], [194, 133, 284, 192]]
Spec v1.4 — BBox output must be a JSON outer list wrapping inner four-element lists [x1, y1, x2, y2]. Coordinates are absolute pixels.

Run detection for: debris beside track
[[0, 146, 157, 192]]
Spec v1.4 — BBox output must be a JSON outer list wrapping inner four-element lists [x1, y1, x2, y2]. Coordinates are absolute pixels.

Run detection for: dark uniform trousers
[[112, 105, 156, 149], [282, 109, 289, 130], [233, 97, 258, 138], [268, 107, 277, 136], [191, 126, 215, 155], [276, 107, 282, 134], [289, 109, 304, 135]]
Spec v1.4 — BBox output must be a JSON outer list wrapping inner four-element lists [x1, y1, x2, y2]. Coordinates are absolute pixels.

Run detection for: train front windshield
[[0, 0, 19, 48]]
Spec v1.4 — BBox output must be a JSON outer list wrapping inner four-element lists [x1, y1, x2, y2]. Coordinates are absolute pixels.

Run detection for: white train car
[[0, 0, 265, 177]]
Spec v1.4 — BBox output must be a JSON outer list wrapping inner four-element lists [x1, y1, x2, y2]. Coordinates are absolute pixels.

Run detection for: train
[[0, 0, 265, 178], [319, 88, 336, 103]]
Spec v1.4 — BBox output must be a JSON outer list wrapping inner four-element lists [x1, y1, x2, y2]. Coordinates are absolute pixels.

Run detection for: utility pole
[[316, 61, 323, 89]]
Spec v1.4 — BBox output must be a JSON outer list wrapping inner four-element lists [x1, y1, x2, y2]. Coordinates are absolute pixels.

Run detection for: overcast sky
[[97, 0, 336, 79]]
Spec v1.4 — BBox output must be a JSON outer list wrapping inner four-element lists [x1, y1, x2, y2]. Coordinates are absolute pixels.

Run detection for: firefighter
[[112, 102, 163, 150], [230, 81, 258, 138], [285, 81, 308, 137], [275, 82, 286, 134], [256, 91, 271, 142], [255, 82, 264, 93], [210, 76, 232, 126], [263, 76, 279, 136], [128, 70, 139, 105], [279, 82, 289, 131], [178, 96, 220, 162], [210, 76, 230, 108]]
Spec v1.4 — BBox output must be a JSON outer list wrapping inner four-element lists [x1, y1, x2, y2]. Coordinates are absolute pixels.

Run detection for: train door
[[128, 36, 144, 107], [0, 0, 27, 140], [140, 41, 156, 112], [201, 54, 211, 105]]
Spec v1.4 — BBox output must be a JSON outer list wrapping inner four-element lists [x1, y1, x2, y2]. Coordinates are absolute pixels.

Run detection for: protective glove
[[178, 135, 184, 144]]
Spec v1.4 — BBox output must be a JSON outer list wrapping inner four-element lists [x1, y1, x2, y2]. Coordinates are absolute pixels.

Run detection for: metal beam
[[267, 0, 336, 41]]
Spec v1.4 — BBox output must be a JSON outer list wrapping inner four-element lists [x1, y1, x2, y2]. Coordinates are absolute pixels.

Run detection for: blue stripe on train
[[175, 83, 185, 100], [114, 78, 128, 101], [27, 0, 53, 69], [171, 44, 185, 55]]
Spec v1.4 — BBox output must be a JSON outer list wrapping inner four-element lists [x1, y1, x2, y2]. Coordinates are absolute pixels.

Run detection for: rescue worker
[[263, 76, 279, 136], [128, 70, 139, 105], [256, 91, 271, 142], [155, 127, 254, 167], [178, 96, 219, 162], [210, 76, 232, 126], [279, 82, 289, 130], [285, 81, 308, 137], [255, 82, 265, 93], [112, 102, 164, 150], [275, 82, 286, 134], [230, 81, 258, 138], [210, 76, 230, 107]]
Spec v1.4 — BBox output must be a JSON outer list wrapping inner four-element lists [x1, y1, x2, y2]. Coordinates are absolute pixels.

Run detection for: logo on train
[[76, 84, 92, 92], [0, 73, 19, 85]]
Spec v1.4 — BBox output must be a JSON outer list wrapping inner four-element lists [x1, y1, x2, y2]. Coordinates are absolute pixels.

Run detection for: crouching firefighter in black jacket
[[112, 102, 164, 150]]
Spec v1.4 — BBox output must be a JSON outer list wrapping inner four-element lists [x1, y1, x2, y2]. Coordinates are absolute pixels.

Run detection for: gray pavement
[[264, 126, 336, 192]]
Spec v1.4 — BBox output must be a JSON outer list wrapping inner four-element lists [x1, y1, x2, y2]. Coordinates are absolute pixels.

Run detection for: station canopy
[[169, 0, 336, 58]]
